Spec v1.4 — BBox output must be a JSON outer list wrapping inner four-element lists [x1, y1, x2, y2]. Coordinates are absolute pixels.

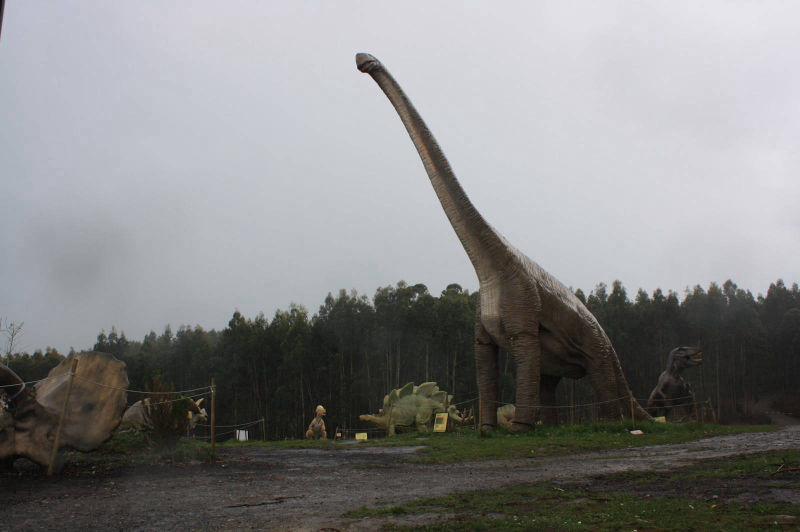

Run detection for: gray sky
[[2, 2, 798, 354]]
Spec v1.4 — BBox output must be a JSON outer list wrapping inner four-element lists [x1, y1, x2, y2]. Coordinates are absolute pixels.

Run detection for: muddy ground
[[2, 425, 799, 531]]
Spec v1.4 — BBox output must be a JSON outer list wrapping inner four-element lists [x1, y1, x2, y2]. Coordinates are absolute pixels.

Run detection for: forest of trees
[[4, 278, 800, 440]]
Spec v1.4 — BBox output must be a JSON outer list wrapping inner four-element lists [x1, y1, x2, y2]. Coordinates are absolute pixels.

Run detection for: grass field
[[64, 421, 775, 471], [345, 449, 800, 531], [240, 421, 776, 463]]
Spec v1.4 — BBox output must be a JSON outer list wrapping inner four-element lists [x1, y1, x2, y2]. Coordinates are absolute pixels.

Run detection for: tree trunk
[[715, 346, 722, 421], [452, 351, 457, 394], [300, 370, 305, 435], [425, 343, 429, 383]]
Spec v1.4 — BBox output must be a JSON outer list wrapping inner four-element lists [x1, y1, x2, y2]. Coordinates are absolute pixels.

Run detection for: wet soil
[[1, 425, 799, 531]]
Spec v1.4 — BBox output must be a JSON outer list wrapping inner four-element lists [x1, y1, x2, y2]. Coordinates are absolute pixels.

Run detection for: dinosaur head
[[356, 53, 382, 74], [667, 346, 703, 372]]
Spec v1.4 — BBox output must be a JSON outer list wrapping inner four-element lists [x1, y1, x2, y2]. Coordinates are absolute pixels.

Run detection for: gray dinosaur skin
[[647, 346, 702, 419], [356, 53, 651, 431]]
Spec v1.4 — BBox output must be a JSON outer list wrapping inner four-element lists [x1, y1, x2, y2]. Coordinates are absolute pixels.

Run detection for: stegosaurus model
[[359, 382, 471, 435]]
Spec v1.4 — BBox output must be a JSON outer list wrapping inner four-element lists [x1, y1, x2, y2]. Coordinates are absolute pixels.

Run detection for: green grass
[[374, 422, 775, 463], [65, 422, 776, 471], [346, 476, 800, 531], [601, 448, 800, 487], [208, 422, 775, 463]]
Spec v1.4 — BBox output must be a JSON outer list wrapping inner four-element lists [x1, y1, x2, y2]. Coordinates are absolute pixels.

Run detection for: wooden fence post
[[569, 380, 575, 425], [692, 391, 700, 423], [707, 397, 718, 424], [629, 392, 636, 430], [477, 398, 482, 435], [48, 357, 79, 475], [261, 417, 266, 441], [210, 378, 216, 458]]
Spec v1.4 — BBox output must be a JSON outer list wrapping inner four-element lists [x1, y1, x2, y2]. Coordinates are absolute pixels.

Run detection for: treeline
[[6, 279, 800, 438]]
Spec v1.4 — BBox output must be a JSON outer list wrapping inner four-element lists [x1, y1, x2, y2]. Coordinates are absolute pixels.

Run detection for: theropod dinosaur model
[[305, 404, 328, 440], [647, 346, 702, 420], [356, 53, 650, 431]]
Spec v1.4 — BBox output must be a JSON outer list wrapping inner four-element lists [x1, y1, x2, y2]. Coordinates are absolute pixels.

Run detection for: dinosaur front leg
[[510, 333, 542, 431], [475, 331, 499, 430]]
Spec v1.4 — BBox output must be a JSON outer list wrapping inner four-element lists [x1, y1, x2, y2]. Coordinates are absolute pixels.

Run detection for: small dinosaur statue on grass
[[305, 405, 327, 440], [356, 53, 650, 431], [647, 346, 703, 421]]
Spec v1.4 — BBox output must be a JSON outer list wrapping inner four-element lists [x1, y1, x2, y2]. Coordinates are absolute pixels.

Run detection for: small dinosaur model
[[1, 352, 127, 470], [647, 346, 703, 420], [119, 397, 207, 433], [359, 382, 468, 435], [305, 404, 327, 440], [496, 404, 517, 430], [356, 53, 650, 431]]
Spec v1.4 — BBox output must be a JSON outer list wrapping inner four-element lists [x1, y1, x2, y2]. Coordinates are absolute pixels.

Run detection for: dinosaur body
[[356, 53, 650, 430], [1, 352, 127, 469], [119, 397, 207, 433], [359, 382, 467, 435], [496, 404, 516, 430], [647, 346, 702, 420], [305, 405, 327, 440]]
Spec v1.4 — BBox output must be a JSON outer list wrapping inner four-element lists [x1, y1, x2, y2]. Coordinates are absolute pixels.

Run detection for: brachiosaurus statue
[[356, 53, 650, 431]]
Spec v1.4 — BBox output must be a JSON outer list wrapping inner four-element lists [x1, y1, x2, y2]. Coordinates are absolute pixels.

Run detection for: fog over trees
[[5, 278, 799, 439]]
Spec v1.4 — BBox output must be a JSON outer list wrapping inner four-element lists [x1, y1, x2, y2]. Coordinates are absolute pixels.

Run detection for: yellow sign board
[[654, 416, 667, 423], [355, 432, 368, 440], [433, 412, 449, 432]]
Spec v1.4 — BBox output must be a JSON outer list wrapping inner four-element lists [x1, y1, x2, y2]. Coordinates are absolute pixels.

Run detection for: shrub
[[142, 375, 191, 448]]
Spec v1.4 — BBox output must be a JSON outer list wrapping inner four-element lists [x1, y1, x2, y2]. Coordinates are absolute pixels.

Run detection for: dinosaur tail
[[612, 351, 651, 421]]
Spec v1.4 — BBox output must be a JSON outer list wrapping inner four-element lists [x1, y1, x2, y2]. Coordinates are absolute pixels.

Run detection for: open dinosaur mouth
[[691, 351, 703, 363]]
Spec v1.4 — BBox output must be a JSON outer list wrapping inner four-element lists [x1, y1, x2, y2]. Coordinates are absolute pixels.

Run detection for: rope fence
[[196, 418, 262, 429], [1, 372, 213, 396], [4, 364, 716, 458], [442, 392, 710, 427]]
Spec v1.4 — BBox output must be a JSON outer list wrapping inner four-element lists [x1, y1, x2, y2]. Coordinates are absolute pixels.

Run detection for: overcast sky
[[1, 2, 798, 354]]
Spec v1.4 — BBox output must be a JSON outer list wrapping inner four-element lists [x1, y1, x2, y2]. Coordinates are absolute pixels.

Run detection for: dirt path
[[2, 425, 799, 531]]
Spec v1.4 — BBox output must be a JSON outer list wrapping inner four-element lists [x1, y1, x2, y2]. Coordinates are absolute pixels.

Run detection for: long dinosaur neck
[[357, 53, 510, 281]]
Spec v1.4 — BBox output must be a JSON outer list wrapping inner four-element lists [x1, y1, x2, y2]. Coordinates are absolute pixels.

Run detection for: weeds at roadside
[[67, 431, 212, 471]]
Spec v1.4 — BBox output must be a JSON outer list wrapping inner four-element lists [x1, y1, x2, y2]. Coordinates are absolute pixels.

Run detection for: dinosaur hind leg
[[588, 355, 625, 421], [540, 374, 561, 425]]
